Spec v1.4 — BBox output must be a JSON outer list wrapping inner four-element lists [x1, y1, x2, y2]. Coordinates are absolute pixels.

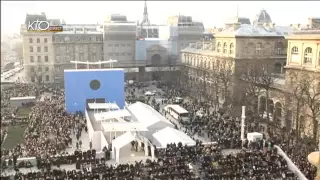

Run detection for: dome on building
[[254, 9, 272, 24]]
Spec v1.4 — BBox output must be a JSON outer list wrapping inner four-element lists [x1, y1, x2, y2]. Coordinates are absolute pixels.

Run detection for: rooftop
[[216, 24, 294, 37]]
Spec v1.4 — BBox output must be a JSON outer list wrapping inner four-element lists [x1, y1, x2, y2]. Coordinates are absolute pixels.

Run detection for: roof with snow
[[216, 24, 294, 37]]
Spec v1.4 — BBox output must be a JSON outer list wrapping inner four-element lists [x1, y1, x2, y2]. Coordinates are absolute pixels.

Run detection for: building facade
[[103, 14, 137, 68], [52, 24, 104, 85], [21, 13, 56, 84], [180, 10, 292, 107], [258, 29, 320, 137]]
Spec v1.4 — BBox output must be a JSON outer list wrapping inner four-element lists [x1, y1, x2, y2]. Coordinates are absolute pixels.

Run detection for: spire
[[141, 0, 150, 26]]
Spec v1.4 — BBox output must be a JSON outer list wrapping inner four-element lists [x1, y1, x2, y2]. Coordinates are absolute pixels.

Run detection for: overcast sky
[[1, 1, 320, 35]]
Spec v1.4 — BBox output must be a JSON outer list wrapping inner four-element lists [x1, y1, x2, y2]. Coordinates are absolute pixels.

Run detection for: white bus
[[164, 104, 189, 122]]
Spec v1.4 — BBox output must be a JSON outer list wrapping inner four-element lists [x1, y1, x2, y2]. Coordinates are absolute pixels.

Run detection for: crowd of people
[[0, 82, 317, 180]]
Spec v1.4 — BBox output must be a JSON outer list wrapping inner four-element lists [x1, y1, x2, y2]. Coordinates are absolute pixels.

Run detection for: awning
[[88, 103, 119, 110]]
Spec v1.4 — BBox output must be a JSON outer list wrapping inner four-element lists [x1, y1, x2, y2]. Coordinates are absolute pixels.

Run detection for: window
[[29, 38, 33, 43], [30, 56, 34, 63], [56, 55, 61, 63], [37, 47, 41, 52], [256, 43, 262, 55], [127, 44, 131, 47], [121, 44, 125, 47], [291, 46, 299, 54], [29, 47, 33, 52], [217, 42, 221, 52], [31, 67, 35, 72], [114, 53, 119, 56], [45, 67, 49, 71], [127, 53, 132, 56], [223, 43, 228, 54], [115, 44, 119, 47], [121, 53, 125, 56], [229, 43, 234, 54], [92, 53, 96, 61], [45, 56, 48, 62], [79, 45, 83, 52], [108, 44, 113, 47], [304, 47, 313, 64], [45, 75, 49, 81], [318, 51, 320, 65], [37, 38, 40, 43], [44, 38, 47, 43], [37, 56, 41, 63], [92, 46, 96, 52], [66, 46, 69, 52], [44, 46, 48, 52], [31, 76, 35, 82], [64, 36, 70, 42]]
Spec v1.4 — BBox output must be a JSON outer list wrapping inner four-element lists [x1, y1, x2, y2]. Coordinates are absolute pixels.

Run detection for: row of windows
[[55, 45, 103, 53], [54, 36, 103, 42], [29, 56, 49, 63], [216, 42, 235, 55], [216, 41, 285, 56], [291, 46, 320, 65], [29, 38, 48, 44], [30, 66, 50, 72], [31, 75, 50, 82], [29, 46, 48, 53], [55, 55, 103, 62], [107, 44, 132, 48], [108, 53, 133, 56]]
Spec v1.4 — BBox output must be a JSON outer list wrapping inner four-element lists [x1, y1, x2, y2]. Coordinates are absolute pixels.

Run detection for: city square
[[1, 1, 320, 180]]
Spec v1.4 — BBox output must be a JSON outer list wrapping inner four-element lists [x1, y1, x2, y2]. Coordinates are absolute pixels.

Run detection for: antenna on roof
[[236, 4, 239, 18]]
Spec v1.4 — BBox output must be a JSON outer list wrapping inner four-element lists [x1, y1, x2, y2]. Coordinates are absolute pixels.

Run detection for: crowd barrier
[[275, 145, 308, 180]]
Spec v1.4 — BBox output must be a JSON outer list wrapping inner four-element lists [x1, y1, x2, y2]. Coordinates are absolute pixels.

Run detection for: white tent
[[94, 109, 131, 122], [127, 102, 174, 138], [112, 131, 136, 164], [152, 127, 196, 148]]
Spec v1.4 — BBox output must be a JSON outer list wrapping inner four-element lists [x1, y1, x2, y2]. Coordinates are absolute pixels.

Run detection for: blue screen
[[64, 69, 125, 113]]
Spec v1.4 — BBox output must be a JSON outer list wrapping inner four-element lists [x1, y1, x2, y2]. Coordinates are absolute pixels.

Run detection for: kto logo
[[27, 19, 63, 32]]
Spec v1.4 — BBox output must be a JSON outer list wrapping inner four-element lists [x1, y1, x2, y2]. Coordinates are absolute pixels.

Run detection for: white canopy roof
[[127, 102, 172, 127], [152, 127, 196, 148], [88, 103, 119, 110], [94, 109, 131, 121], [112, 131, 136, 150], [101, 122, 148, 132]]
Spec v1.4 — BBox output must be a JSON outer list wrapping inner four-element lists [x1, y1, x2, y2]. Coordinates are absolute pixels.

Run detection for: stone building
[[52, 24, 104, 85], [21, 13, 60, 84], [258, 29, 320, 137], [103, 14, 137, 68], [180, 9, 292, 106]]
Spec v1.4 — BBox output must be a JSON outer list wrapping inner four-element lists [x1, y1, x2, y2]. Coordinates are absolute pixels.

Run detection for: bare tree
[[34, 65, 44, 86], [12, 41, 23, 64], [241, 63, 264, 115], [290, 72, 308, 138], [304, 75, 320, 141], [217, 60, 233, 107], [259, 64, 276, 122]]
